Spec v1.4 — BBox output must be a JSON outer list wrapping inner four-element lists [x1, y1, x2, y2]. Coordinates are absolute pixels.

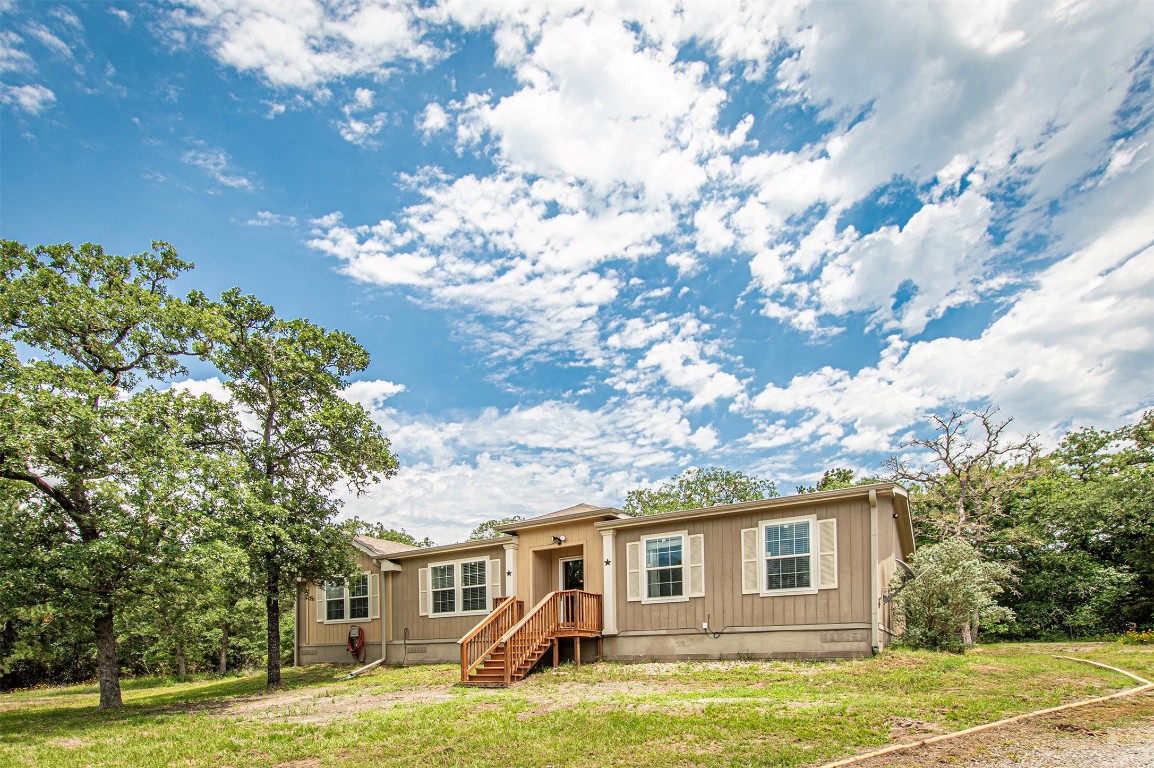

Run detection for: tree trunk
[[218, 621, 230, 676], [176, 641, 187, 677], [266, 558, 281, 688], [93, 603, 122, 709]]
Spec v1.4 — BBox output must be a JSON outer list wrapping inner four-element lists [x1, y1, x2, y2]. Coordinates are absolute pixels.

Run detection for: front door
[[560, 557, 584, 591]]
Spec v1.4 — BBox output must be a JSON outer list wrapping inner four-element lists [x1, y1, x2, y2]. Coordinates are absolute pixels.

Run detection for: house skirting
[[602, 625, 873, 661], [384, 638, 461, 665], [297, 642, 383, 665]]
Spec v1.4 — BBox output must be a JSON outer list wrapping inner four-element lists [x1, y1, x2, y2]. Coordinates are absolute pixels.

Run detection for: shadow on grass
[[0, 665, 350, 746]]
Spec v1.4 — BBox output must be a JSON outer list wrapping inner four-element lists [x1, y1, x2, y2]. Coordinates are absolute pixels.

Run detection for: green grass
[[1, 643, 1151, 768]]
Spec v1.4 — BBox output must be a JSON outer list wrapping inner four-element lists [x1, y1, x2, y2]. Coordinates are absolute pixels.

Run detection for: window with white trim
[[461, 560, 488, 612], [742, 515, 836, 596], [431, 563, 456, 614], [627, 530, 705, 604], [764, 520, 811, 591], [322, 573, 371, 622], [423, 558, 495, 617], [643, 533, 685, 601]]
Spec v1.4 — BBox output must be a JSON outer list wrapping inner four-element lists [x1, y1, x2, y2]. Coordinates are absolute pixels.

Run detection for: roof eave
[[594, 483, 909, 531], [494, 507, 625, 533], [385, 535, 515, 559]]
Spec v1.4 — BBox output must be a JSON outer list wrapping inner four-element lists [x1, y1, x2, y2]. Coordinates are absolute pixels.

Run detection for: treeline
[[888, 407, 1153, 641], [0, 241, 400, 706]]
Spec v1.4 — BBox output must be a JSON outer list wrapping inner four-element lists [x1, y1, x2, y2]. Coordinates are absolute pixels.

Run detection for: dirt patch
[[219, 687, 460, 724], [842, 692, 1154, 768]]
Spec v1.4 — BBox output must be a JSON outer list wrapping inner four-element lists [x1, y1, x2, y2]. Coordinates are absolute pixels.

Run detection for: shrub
[[891, 538, 1014, 652]]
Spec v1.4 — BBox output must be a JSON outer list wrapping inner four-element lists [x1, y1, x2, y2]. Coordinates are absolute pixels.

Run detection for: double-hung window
[[320, 573, 372, 623], [431, 564, 456, 615], [461, 560, 488, 612], [763, 520, 812, 591], [627, 530, 705, 604], [422, 558, 495, 617], [644, 534, 685, 601], [741, 514, 837, 597]]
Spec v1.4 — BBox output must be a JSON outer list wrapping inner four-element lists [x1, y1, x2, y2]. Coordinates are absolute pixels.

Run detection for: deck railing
[[458, 595, 524, 682], [496, 590, 602, 684]]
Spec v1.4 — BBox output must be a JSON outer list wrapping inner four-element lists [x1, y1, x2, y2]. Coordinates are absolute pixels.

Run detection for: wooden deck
[[459, 590, 603, 686]]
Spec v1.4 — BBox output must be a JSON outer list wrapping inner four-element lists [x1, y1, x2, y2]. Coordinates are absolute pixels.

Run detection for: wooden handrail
[[495, 590, 603, 684], [458, 595, 524, 682]]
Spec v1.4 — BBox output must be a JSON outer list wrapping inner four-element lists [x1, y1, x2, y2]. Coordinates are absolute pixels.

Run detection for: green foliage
[[468, 515, 524, 540], [992, 410, 1154, 636], [341, 517, 434, 547], [796, 467, 880, 494], [0, 240, 227, 707], [892, 538, 1014, 652], [204, 288, 399, 686], [624, 467, 777, 516]]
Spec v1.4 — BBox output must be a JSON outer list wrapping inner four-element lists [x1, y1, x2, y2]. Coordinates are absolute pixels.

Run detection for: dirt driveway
[[846, 693, 1154, 768]]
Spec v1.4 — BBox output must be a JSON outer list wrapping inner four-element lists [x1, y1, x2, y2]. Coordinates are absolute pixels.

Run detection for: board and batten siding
[[515, 519, 605, 602], [300, 550, 383, 647], [613, 499, 872, 633], [388, 544, 507, 642]]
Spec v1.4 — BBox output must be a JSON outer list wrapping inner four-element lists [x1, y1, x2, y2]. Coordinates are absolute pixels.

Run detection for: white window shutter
[[626, 541, 641, 602], [488, 558, 501, 606], [316, 585, 326, 622], [688, 533, 705, 598], [818, 519, 838, 589], [368, 573, 380, 619], [741, 528, 759, 594], [418, 567, 429, 616]]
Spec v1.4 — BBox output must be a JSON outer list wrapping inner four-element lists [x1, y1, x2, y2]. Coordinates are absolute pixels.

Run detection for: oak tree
[[206, 290, 398, 687], [0, 241, 223, 707]]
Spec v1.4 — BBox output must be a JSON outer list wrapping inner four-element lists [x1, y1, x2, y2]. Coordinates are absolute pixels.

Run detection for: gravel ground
[[846, 693, 1154, 768]]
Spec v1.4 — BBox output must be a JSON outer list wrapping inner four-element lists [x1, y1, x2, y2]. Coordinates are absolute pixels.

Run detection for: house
[[295, 483, 915, 684]]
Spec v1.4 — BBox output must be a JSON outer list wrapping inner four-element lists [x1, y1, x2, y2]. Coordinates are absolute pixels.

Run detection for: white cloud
[[108, 7, 132, 27], [23, 21, 74, 60], [807, 191, 997, 336], [245, 210, 298, 227], [335, 87, 387, 146], [174, 0, 440, 89], [0, 30, 32, 74], [750, 194, 1154, 452], [417, 101, 448, 139], [181, 144, 255, 190], [459, 10, 732, 204], [0, 83, 55, 114]]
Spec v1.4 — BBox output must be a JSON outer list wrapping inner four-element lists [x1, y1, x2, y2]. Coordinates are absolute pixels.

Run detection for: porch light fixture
[[551, 535, 566, 545]]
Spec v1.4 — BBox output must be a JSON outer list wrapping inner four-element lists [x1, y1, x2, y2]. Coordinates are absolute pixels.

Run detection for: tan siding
[[389, 545, 506, 641], [516, 520, 604, 603], [615, 500, 873, 633], [302, 551, 382, 646]]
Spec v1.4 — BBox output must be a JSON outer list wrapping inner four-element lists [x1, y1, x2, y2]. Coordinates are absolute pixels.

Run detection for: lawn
[[1, 643, 1150, 768]]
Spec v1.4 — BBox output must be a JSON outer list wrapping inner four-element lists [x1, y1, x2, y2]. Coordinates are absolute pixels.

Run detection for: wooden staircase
[[459, 590, 603, 687]]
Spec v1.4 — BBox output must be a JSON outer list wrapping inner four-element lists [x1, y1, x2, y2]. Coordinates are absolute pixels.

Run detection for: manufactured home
[[295, 483, 915, 684]]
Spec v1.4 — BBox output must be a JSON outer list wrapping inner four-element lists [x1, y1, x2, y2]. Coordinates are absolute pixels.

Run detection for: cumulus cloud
[[750, 194, 1154, 452], [0, 82, 55, 114], [173, 0, 440, 89], [417, 101, 448, 140], [159, 1, 1154, 534], [335, 86, 388, 146]]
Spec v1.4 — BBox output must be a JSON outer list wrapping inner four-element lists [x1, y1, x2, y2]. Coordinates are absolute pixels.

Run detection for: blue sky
[[2, 1, 1152, 544]]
